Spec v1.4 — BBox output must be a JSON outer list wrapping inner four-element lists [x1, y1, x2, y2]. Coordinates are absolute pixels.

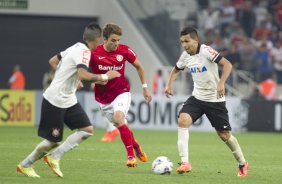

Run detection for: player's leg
[[44, 127, 92, 177], [205, 100, 248, 177], [17, 139, 58, 178], [176, 96, 203, 174], [116, 118, 147, 162], [114, 112, 137, 167], [45, 103, 93, 177], [130, 127, 148, 162], [106, 92, 138, 167], [101, 113, 119, 142], [217, 131, 248, 177], [176, 113, 193, 173], [19, 139, 58, 167], [49, 126, 93, 160], [16, 98, 61, 178]]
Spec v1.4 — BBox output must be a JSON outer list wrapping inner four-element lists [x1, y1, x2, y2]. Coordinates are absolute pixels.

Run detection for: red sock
[[118, 124, 134, 158], [130, 131, 140, 149]]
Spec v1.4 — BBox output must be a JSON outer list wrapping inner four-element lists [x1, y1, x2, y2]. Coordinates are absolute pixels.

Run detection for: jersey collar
[[81, 40, 89, 48]]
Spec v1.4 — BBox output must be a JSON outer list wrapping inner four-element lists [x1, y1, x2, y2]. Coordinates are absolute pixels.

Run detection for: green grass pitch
[[0, 126, 281, 184]]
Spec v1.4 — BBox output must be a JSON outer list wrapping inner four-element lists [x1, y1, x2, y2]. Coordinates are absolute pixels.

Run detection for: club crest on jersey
[[52, 128, 60, 137], [189, 66, 207, 73], [116, 54, 123, 62]]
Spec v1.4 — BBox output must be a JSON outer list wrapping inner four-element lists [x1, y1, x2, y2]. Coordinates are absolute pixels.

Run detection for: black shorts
[[179, 96, 231, 131], [38, 98, 92, 142]]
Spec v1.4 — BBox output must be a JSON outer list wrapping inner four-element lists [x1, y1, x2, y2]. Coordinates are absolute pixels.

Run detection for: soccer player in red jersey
[[89, 23, 152, 167]]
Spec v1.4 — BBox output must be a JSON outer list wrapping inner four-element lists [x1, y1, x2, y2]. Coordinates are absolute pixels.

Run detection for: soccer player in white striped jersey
[[165, 27, 249, 177], [16, 22, 120, 178]]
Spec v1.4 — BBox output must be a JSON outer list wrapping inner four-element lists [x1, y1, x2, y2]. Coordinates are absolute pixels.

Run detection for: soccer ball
[[152, 156, 173, 175]]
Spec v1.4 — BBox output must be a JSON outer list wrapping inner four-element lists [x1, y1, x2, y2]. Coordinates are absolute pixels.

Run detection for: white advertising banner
[[84, 92, 247, 132]]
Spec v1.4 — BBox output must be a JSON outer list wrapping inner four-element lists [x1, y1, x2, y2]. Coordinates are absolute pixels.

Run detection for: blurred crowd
[[196, 0, 282, 85]]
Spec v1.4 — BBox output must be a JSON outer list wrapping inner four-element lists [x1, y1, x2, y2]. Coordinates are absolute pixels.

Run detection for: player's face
[[180, 34, 198, 55], [104, 34, 121, 52]]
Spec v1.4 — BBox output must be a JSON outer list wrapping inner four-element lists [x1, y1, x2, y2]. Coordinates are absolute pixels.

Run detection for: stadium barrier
[[83, 93, 247, 132], [1, 90, 281, 132]]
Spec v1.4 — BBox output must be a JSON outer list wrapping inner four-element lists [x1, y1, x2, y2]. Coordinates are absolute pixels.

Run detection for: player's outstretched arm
[[77, 68, 121, 83]]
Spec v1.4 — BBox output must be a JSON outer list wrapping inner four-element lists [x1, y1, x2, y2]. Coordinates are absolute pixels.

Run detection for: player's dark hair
[[180, 27, 198, 39], [83, 22, 102, 42], [103, 23, 122, 39]]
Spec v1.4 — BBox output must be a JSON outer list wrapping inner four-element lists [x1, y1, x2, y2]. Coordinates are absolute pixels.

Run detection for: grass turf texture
[[0, 126, 281, 184]]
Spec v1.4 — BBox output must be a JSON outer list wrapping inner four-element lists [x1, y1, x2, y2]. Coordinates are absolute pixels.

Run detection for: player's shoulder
[[118, 44, 130, 49], [74, 42, 88, 49], [60, 42, 82, 56], [118, 44, 132, 52], [199, 44, 210, 51], [199, 44, 217, 52], [68, 42, 89, 53], [73, 42, 91, 55], [199, 44, 219, 56], [117, 44, 136, 56]]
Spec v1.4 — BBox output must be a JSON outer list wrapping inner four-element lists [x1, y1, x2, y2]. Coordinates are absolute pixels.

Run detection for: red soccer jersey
[[89, 44, 136, 104]]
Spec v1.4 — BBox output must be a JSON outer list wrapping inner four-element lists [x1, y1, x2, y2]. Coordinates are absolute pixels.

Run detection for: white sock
[[177, 127, 189, 163], [105, 118, 116, 132], [21, 139, 58, 167], [225, 135, 246, 165], [51, 131, 92, 160]]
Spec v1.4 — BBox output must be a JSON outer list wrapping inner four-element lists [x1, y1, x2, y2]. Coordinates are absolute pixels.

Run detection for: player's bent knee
[[178, 113, 192, 128], [217, 131, 230, 141], [113, 117, 125, 126], [113, 111, 125, 125], [80, 126, 93, 134]]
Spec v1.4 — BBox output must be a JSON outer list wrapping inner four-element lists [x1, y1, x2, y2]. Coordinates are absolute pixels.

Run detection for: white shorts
[[98, 92, 131, 123]]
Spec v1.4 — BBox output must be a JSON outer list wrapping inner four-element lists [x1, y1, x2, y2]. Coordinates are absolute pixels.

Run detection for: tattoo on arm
[[91, 75, 100, 82]]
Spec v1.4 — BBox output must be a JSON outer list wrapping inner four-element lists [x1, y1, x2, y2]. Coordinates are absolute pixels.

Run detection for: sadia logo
[[0, 90, 35, 126], [189, 66, 207, 73]]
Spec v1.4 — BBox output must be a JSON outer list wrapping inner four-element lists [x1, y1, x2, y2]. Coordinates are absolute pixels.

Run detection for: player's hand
[[105, 70, 121, 80], [143, 88, 152, 103], [164, 86, 173, 98], [217, 82, 225, 99], [77, 81, 84, 90]]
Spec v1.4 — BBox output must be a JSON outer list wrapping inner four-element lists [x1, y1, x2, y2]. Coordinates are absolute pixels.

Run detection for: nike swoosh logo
[[98, 57, 105, 60]]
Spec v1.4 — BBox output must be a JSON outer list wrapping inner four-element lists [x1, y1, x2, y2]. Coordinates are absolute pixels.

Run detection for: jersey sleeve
[[125, 46, 137, 63], [59, 48, 69, 59], [175, 51, 189, 70], [201, 44, 222, 63], [73, 48, 91, 68]]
